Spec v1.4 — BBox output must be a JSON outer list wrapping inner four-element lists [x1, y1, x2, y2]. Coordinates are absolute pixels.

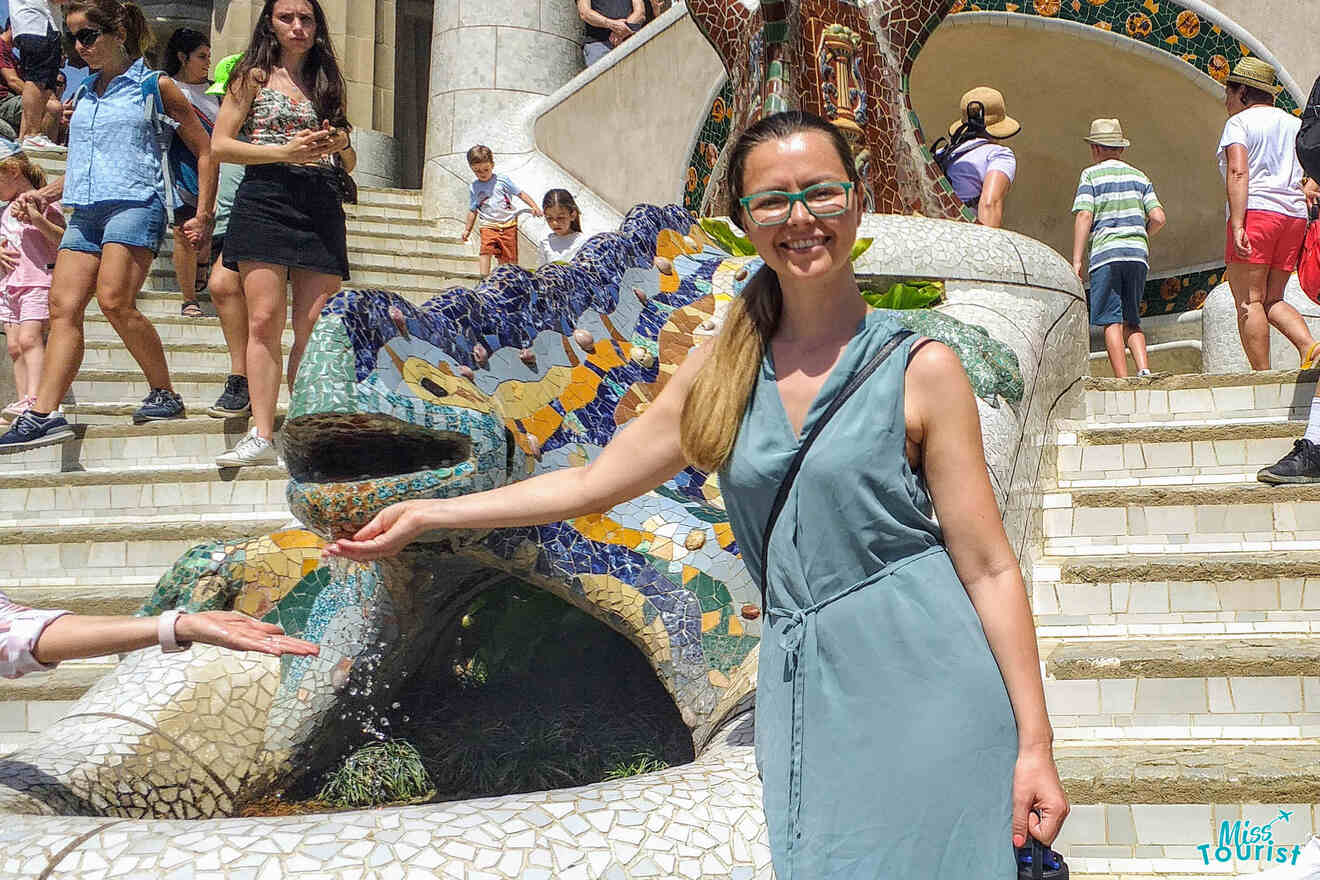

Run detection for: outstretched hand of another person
[[322, 499, 433, 562], [176, 611, 320, 657], [1011, 746, 1070, 848]]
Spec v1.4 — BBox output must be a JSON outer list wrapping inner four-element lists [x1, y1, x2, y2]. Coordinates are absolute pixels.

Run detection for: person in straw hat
[[943, 86, 1020, 228], [1071, 118, 1166, 378], [1219, 58, 1320, 375]]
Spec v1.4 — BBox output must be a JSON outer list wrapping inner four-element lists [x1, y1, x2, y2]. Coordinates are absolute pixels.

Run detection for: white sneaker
[[20, 135, 65, 154], [216, 427, 279, 467]]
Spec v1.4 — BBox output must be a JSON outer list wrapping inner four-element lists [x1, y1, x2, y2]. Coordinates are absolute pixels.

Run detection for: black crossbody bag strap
[[757, 330, 914, 611]]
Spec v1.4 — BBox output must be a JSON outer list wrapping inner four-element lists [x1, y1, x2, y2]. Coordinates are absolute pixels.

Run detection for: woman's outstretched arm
[[904, 340, 1068, 847], [324, 345, 712, 561]]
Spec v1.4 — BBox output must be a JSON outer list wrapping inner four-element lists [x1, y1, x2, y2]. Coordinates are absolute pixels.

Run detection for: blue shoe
[[0, 410, 74, 449], [133, 388, 185, 424]]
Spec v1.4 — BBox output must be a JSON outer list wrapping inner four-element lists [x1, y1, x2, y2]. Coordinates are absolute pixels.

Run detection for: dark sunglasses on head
[[69, 27, 102, 47]]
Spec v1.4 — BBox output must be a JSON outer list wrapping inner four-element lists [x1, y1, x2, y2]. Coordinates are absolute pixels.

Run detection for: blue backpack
[[72, 70, 214, 223]]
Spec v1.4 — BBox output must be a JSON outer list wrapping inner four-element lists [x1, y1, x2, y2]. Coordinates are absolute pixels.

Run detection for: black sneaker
[[0, 410, 74, 449], [208, 375, 251, 418], [132, 388, 186, 424], [1258, 438, 1320, 484]]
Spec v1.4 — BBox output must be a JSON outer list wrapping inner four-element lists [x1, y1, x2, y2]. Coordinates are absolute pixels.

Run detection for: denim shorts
[[61, 199, 168, 256], [1088, 260, 1148, 327]]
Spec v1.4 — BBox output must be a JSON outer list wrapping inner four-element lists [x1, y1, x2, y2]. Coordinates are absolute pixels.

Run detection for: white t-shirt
[[175, 80, 220, 125], [10, 0, 62, 38], [539, 230, 586, 265], [1218, 104, 1307, 219]]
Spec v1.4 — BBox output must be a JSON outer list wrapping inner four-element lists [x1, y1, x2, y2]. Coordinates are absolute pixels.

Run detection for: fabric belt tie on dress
[[764, 544, 944, 870]]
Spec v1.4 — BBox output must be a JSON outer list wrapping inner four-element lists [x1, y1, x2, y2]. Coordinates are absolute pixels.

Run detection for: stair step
[[80, 309, 296, 345], [0, 663, 117, 702], [1048, 637, 1320, 680], [0, 415, 280, 466], [157, 232, 473, 261], [1058, 420, 1302, 484], [1043, 481, 1320, 553], [0, 580, 158, 616], [1081, 371, 1317, 424], [139, 264, 482, 295], [0, 511, 293, 580], [62, 368, 289, 412], [0, 464, 288, 520], [80, 339, 242, 373]]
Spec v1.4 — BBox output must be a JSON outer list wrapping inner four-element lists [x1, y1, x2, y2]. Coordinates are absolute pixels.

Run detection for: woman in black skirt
[[210, 0, 354, 467]]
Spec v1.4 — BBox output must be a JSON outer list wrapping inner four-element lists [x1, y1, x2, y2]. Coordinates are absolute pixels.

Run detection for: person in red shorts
[[461, 144, 541, 277], [1219, 57, 1320, 372]]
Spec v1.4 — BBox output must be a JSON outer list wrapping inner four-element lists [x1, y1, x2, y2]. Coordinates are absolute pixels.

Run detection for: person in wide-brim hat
[[1225, 57, 1284, 97], [947, 86, 1021, 139], [943, 86, 1020, 228]]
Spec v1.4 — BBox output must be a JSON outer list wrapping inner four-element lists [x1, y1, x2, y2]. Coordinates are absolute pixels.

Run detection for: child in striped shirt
[[1072, 119, 1167, 378]]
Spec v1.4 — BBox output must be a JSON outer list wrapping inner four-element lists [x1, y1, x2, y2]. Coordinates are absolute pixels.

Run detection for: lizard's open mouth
[[282, 412, 473, 484]]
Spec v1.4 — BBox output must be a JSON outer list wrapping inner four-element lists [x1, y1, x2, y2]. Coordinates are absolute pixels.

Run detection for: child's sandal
[[1304, 342, 1320, 370], [180, 301, 204, 318]]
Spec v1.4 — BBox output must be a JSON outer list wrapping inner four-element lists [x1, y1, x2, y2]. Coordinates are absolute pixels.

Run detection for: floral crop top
[[240, 86, 325, 149]]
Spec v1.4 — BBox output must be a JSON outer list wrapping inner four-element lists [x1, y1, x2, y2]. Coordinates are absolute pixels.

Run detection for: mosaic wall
[[683, 0, 1293, 319], [685, 82, 735, 215], [687, 0, 969, 217], [949, 0, 1299, 114]]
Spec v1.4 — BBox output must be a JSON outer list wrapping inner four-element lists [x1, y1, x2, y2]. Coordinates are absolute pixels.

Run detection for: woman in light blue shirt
[[0, 0, 217, 451]]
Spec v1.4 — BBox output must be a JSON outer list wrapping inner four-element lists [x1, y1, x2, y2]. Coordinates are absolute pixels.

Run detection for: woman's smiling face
[[738, 130, 861, 286]]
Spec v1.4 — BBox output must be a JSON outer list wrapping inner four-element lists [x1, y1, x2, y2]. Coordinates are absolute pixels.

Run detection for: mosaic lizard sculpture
[[0, 205, 1020, 819], [688, 0, 969, 218]]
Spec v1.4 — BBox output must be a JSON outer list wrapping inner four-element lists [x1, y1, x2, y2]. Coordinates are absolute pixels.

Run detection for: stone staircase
[[1045, 371, 1320, 878], [0, 178, 481, 753]]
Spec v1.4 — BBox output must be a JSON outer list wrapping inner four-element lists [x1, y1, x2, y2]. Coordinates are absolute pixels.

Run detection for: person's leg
[[18, 81, 51, 141], [1259, 267, 1317, 363], [31, 251, 100, 414], [4, 322, 24, 397], [239, 261, 290, 442], [210, 258, 247, 377], [94, 243, 171, 390], [1103, 323, 1128, 378], [1226, 262, 1273, 370], [1120, 263, 1150, 374], [1124, 325, 1150, 373], [287, 268, 340, 388], [173, 227, 200, 313], [15, 319, 47, 399]]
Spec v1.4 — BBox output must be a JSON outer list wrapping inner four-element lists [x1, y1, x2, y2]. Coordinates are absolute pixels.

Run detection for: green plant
[[860, 279, 944, 310], [603, 751, 670, 781], [317, 739, 434, 808]]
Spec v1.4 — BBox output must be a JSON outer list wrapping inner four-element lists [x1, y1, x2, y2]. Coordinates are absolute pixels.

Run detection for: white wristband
[[158, 609, 191, 654]]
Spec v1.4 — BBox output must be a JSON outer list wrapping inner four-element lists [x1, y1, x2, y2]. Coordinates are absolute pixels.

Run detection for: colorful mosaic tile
[[684, 81, 734, 214]]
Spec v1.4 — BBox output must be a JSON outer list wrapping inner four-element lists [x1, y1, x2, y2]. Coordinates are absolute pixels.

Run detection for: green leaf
[[698, 218, 757, 256], [850, 238, 874, 262], [860, 280, 945, 311]]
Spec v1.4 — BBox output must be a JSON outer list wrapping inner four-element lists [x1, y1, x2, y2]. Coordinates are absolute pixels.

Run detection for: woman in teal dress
[[326, 111, 1069, 877]]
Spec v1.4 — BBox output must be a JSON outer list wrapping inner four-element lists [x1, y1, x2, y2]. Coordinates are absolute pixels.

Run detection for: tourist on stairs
[[1, 589, 318, 680], [0, 0, 218, 451], [211, 0, 354, 467], [162, 27, 219, 320], [325, 111, 1069, 879], [196, 52, 252, 419], [1219, 58, 1320, 372], [943, 86, 1019, 229]]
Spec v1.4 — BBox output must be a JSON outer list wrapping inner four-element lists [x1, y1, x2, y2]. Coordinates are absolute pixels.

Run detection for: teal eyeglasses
[[738, 181, 854, 226]]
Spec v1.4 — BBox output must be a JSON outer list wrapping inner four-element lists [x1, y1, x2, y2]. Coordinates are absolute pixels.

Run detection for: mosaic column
[[421, 0, 585, 225], [210, 0, 402, 186]]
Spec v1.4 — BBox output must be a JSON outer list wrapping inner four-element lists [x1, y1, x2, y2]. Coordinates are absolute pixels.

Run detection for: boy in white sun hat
[[1072, 118, 1167, 379]]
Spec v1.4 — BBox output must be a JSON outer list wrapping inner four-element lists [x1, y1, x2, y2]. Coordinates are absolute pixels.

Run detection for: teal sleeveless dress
[[719, 311, 1019, 879]]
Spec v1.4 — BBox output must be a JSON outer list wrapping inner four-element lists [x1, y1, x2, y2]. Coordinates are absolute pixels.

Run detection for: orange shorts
[[1226, 209, 1308, 272], [479, 224, 518, 262]]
